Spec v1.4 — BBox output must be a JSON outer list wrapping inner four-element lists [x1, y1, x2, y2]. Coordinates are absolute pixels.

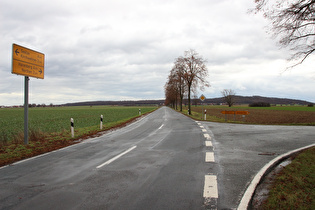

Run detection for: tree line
[[164, 49, 209, 115]]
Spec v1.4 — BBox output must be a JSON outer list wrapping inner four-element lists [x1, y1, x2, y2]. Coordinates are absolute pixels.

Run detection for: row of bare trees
[[164, 50, 209, 115]]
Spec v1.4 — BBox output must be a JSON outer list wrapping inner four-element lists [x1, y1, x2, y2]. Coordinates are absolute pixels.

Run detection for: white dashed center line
[[203, 175, 218, 198], [205, 141, 213, 147], [197, 121, 218, 208], [96, 146, 137, 169], [205, 152, 215, 162], [203, 133, 211, 140], [158, 124, 164, 130]]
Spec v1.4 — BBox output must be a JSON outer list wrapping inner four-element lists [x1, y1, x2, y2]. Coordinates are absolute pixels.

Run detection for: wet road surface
[[0, 107, 314, 209]]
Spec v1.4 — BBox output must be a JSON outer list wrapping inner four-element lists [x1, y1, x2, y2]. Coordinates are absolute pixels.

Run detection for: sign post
[[24, 76, 29, 144], [199, 94, 206, 120], [12, 44, 45, 144]]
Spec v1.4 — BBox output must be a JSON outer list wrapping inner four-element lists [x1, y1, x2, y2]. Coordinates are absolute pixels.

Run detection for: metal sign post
[[24, 76, 29, 144], [12, 44, 45, 144]]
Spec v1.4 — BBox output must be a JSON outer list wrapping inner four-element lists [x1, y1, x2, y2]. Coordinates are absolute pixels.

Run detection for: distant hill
[[62, 96, 313, 107], [63, 100, 165, 106], [203, 95, 313, 105]]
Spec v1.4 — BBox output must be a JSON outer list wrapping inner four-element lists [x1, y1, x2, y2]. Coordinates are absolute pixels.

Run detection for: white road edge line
[[202, 129, 207, 132], [96, 145, 137, 169]]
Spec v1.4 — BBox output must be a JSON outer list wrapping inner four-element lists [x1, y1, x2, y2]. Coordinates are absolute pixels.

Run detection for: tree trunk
[[188, 85, 191, 115], [175, 97, 177, 110], [180, 95, 183, 112]]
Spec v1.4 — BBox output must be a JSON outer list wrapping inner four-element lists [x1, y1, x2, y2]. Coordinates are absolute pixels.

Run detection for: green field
[[0, 106, 157, 144]]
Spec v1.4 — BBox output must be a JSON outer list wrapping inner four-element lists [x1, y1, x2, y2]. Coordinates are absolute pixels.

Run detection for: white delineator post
[[204, 109, 207, 120], [139, 109, 141, 115], [100, 115, 103, 129], [70, 118, 74, 138]]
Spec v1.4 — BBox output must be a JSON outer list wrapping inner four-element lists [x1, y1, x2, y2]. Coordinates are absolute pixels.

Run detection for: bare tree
[[193, 93, 199, 107], [172, 61, 186, 111], [165, 63, 187, 110], [221, 89, 236, 107], [253, 0, 315, 67], [164, 74, 178, 109], [176, 49, 209, 115]]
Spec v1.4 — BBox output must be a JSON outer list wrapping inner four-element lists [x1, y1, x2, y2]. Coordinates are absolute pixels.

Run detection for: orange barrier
[[221, 111, 249, 115]]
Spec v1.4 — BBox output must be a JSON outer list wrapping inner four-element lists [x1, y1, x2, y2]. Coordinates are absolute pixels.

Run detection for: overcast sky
[[1, 0, 314, 106]]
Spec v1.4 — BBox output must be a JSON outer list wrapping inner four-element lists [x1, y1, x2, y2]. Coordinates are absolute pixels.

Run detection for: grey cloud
[[0, 0, 314, 106]]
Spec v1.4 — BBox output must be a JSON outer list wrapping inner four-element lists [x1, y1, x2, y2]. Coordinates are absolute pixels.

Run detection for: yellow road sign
[[12, 44, 45, 79], [200, 94, 206, 101]]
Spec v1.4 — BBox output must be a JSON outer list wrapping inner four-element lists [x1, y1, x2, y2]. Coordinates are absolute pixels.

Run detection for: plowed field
[[189, 106, 315, 125]]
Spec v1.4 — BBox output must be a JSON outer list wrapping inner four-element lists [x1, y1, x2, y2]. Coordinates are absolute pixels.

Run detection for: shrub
[[307, 103, 313, 107], [0, 131, 9, 147], [29, 129, 46, 142], [249, 102, 271, 107]]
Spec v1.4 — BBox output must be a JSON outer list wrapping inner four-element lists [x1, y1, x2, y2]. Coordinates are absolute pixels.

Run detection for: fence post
[[71, 118, 74, 138], [100, 115, 103, 129]]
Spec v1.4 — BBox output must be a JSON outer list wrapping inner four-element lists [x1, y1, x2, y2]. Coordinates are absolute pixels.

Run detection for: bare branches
[[221, 89, 236, 107], [165, 50, 210, 114], [253, 0, 315, 67]]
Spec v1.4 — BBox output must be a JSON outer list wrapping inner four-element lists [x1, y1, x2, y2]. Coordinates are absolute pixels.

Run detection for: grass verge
[[0, 107, 157, 167], [260, 147, 315, 209]]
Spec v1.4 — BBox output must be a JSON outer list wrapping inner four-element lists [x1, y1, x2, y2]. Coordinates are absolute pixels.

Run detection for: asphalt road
[[202, 121, 314, 209], [0, 107, 314, 210]]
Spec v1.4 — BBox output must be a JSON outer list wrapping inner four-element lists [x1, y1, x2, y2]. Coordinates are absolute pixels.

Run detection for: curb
[[237, 143, 315, 210]]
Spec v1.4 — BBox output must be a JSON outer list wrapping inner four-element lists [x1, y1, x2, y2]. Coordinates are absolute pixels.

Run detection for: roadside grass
[[179, 105, 315, 125], [261, 147, 315, 209], [0, 106, 157, 166]]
